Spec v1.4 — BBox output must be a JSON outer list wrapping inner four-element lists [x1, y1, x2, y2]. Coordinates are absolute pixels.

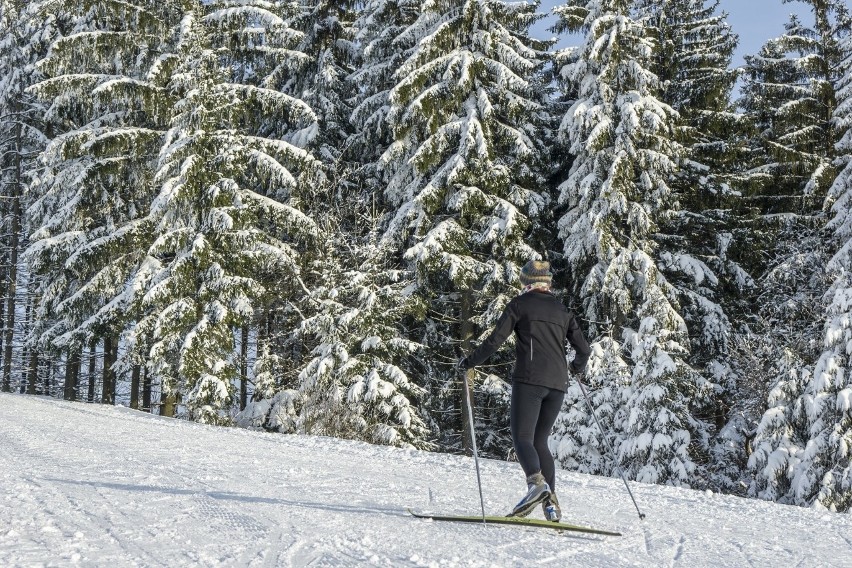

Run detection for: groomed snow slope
[[1, 394, 850, 567]]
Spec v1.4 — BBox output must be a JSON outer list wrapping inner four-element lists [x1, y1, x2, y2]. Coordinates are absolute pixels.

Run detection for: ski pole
[[575, 374, 646, 520], [462, 368, 487, 524]]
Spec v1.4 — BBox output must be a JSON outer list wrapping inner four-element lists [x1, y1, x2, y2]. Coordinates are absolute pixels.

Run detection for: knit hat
[[519, 260, 552, 286]]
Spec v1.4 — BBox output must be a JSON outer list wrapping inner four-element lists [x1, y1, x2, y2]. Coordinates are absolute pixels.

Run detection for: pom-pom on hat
[[519, 260, 552, 286]]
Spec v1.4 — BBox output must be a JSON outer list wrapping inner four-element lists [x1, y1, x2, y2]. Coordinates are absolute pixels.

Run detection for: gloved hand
[[457, 357, 471, 371]]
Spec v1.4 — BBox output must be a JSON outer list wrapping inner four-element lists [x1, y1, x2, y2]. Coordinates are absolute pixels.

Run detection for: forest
[[0, 0, 850, 513]]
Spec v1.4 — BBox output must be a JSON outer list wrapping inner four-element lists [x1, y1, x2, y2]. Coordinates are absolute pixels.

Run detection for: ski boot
[[507, 472, 551, 518], [542, 492, 561, 522]]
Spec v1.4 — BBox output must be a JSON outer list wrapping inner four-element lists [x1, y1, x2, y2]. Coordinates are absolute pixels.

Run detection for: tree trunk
[[142, 366, 152, 412], [0, 158, 7, 376], [240, 325, 248, 410], [130, 364, 141, 409], [64, 348, 82, 401], [460, 288, 474, 453], [161, 388, 176, 418], [45, 358, 53, 397], [1, 111, 22, 393], [253, 312, 268, 402], [18, 297, 31, 393], [25, 349, 37, 395], [0, 262, 7, 381], [101, 336, 115, 404], [63, 357, 72, 400], [86, 342, 97, 402]]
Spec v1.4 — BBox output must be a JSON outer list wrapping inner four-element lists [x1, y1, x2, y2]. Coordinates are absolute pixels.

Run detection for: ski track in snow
[[1, 394, 851, 567]]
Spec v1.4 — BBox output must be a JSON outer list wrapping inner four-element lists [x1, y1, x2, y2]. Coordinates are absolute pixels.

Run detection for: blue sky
[[531, 0, 812, 68]]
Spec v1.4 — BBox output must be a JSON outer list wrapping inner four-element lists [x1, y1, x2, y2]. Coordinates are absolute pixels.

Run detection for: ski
[[406, 509, 622, 536]]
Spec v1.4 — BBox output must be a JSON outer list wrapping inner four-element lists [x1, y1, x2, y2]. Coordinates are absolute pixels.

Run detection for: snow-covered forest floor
[[1, 393, 850, 567]]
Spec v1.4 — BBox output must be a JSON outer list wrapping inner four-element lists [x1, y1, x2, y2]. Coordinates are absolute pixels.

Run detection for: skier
[[458, 260, 591, 521]]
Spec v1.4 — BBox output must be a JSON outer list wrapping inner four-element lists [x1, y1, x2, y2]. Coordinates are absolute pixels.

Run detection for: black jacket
[[466, 290, 591, 392]]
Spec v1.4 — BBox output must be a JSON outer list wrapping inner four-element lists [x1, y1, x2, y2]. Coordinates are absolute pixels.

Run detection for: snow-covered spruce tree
[[200, 1, 325, 421], [275, 2, 360, 362], [775, 17, 852, 512], [744, 228, 829, 500], [249, 1, 435, 447], [0, 1, 59, 393], [743, 1, 851, 509], [551, 0, 712, 487], [24, 0, 177, 404], [294, 225, 430, 448], [379, 0, 550, 453], [638, 0, 743, 344], [636, 0, 756, 493], [131, 3, 322, 424]]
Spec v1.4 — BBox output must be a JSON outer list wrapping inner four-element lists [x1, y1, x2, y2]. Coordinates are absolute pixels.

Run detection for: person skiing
[[458, 260, 591, 521]]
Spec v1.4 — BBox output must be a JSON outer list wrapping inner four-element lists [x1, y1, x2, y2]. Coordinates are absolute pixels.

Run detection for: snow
[[2, 394, 851, 567]]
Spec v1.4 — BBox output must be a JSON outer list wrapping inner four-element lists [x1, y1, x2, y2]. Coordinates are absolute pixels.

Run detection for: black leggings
[[510, 382, 565, 492]]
